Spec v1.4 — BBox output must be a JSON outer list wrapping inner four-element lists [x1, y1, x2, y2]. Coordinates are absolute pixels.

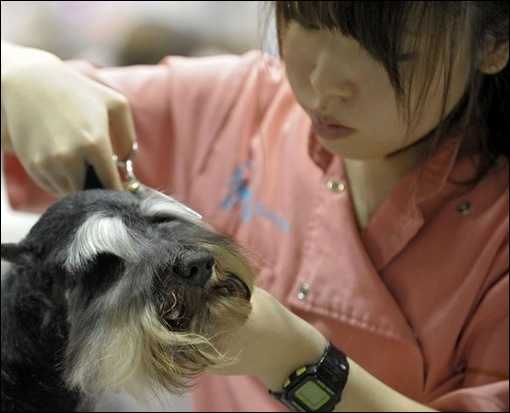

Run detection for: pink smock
[[4, 51, 508, 412]]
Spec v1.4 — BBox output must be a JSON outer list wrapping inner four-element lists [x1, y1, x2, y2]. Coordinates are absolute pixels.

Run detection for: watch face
[[293, 379, 333, 411], [271, 342, 348, 412]]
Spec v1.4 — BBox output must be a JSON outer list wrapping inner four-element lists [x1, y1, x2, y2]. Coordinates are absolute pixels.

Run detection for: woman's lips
[[310, 114, 354, 140]]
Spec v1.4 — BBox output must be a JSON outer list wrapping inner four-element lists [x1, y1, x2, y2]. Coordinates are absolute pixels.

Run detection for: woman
[[1, 2, 508, 411]]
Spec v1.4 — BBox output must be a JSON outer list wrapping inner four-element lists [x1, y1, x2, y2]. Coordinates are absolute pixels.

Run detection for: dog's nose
[[175, 250, 215, 286]]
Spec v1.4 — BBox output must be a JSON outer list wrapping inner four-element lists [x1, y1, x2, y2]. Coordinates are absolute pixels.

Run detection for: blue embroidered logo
[[221, 162, 290, 233]]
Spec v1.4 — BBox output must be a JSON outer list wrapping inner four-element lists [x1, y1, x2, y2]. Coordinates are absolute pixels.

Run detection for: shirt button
[[457, 201, 471, 216], [326, 179, 346, 193], [297, 283, 310, 300]]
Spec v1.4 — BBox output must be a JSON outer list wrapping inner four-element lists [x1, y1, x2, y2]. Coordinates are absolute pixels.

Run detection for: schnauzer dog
[[1, 188, 254, 412]]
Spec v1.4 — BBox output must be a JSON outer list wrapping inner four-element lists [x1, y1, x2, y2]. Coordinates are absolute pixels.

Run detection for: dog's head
[[1, 189, 254, 401]]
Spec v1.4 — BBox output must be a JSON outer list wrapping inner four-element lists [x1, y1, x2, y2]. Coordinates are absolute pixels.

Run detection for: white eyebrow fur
[[139, 193, 202, 223], [65, 213, 144, 270]]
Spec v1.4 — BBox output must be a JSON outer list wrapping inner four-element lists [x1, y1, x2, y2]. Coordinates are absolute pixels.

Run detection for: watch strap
[[269, 341, 349, 412]]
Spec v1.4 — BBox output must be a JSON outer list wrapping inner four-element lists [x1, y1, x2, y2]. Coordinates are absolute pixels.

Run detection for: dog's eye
[[150, 215, 176, 224]]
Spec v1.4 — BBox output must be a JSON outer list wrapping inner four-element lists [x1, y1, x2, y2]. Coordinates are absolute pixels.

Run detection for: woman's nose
[[310, 54, 356, 101]]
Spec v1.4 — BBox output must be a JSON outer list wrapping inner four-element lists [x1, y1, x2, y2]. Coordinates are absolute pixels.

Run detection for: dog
[[1, 187, 254, 412]]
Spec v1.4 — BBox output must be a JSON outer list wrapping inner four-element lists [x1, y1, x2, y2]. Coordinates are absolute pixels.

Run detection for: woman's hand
[[209, 288, 438, 412], [1, 40, 137, 196], [208, 287, 327, 392]]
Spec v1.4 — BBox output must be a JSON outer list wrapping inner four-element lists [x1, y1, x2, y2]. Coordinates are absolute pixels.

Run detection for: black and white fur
[[1, 188, 254, 412]]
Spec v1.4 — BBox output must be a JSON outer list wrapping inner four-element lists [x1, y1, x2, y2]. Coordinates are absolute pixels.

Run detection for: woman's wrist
[[248, 293, 437, 412], [252, 291, 327, 391], [207, 288, 327, 391], [269, 340, 350, 412]]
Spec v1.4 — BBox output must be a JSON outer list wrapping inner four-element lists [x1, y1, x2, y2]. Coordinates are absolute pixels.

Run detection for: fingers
[[67, 159, 87, 192], [28, 173, 60, 198], [25, 159, 84, 197], [20, 131, 119, 195], [4, 62, 138, 195], [86, 140, 123, 191], [108, 95, 137, 163], [30, 130, 132, 194], [88, 93, 138, 190], [34, 99, 136, 194]]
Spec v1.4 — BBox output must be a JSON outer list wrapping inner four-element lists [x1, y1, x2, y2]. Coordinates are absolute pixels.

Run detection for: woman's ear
[[479, 36, 509, 75]]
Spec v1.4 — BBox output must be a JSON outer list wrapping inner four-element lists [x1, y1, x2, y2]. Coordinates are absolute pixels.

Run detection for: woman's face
[[282, 22, 471, 160]]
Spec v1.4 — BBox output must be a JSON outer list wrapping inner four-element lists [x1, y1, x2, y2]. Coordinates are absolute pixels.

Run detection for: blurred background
[[1, 1, 276, 411], [1, 1, 277, 65]]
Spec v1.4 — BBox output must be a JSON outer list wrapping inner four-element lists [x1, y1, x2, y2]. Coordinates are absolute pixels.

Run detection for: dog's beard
[[65, 249, 253, 403], [162, 261, 252, 334]]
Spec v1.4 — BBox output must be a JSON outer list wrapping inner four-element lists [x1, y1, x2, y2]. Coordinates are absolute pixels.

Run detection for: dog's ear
[[1, 242, 35, 267]]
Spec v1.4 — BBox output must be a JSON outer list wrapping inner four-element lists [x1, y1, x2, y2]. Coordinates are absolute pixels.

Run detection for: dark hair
[[271, 1, 509, 183]]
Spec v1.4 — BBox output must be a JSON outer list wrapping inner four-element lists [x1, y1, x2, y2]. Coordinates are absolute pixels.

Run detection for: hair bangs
[[276, 2, 469, 91]]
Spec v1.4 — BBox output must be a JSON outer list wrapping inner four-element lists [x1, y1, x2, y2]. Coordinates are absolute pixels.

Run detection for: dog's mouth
[[211, 272, 251, 300], [160, 271, 251, 333]]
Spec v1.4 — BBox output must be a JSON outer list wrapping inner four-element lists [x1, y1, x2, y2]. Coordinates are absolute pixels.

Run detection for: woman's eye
[[292, 17, 320, 31], [301, 23, 320, 31], [397, 52, 417, 63]]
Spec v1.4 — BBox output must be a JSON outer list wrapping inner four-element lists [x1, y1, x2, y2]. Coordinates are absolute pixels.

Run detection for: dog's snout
[[175, 250, 214, 286]]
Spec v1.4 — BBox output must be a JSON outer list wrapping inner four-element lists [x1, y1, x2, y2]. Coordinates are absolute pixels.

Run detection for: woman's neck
[[343, 139, 429, 229]]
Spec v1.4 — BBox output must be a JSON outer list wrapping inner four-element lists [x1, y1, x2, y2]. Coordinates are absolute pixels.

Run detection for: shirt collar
[[307, 125, 465, 270], [362, 135, 463, 270]]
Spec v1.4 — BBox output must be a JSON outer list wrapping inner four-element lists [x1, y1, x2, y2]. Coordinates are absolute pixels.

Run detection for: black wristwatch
[[269, 341, 349, 412]]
